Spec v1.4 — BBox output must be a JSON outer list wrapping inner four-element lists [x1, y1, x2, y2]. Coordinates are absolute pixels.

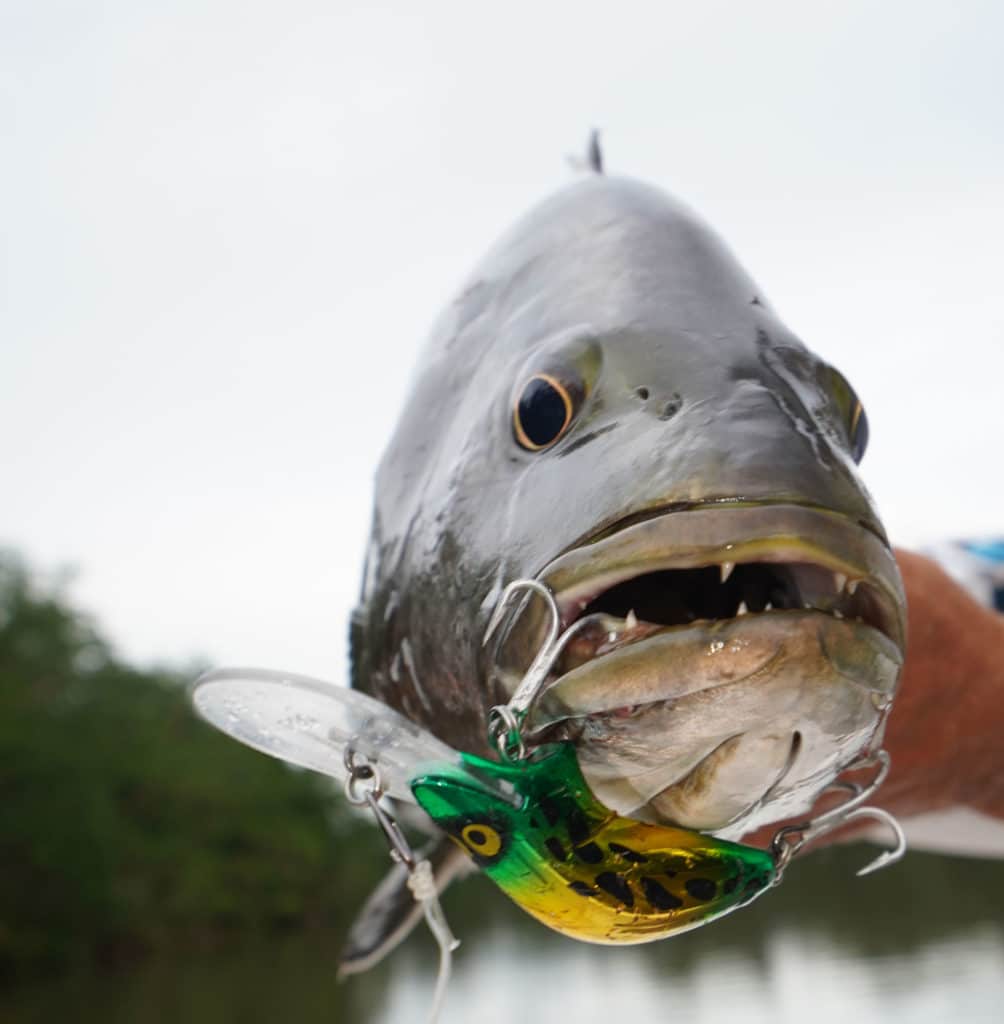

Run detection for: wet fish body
[[351, 172, 906, 842]]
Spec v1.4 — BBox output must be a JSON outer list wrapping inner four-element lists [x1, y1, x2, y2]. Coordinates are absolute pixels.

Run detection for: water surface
[[4, 849, 1002, 1023]]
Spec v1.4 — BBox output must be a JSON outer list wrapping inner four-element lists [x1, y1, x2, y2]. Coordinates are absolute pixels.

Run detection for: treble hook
[[483, 580, 561, 700], [845, 807, 907, 876], [770, 750, 907, 880], [484, 579, 595, 761]]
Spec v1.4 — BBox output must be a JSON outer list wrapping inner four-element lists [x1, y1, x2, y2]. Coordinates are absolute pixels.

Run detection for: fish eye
[[825, 366, 869, 463], [461, 822, 503, 858], [513, 373, 579, 451], [849, 399, 869, 463]]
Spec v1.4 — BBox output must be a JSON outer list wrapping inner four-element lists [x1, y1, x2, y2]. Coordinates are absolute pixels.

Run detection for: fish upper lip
[[558, 496, 890, 554]]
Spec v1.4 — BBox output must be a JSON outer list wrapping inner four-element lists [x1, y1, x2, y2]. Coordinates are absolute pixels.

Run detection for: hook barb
[[844, 806, 907, 876]]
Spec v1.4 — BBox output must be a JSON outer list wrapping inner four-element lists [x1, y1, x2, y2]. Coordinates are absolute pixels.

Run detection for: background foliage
[[0, 553, 383, 982]]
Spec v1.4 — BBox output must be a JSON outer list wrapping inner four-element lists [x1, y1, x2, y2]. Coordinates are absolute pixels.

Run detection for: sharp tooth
[[764, 601, 773, 611], [720, 561, 736, 584], [834, 609, 844, 619], [834, 572, 847, 593], [625, 609, 638, 630], [847, 579, 859, 595], [737, 600, 749, 616]]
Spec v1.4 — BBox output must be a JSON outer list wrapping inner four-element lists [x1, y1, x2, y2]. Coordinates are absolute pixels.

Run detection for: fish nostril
[[659, 394, 682, 421], [634, 386, 650, 401]]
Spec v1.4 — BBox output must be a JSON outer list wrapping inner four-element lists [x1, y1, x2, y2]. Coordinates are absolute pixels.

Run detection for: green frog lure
[[191, 580, 905, 1022]]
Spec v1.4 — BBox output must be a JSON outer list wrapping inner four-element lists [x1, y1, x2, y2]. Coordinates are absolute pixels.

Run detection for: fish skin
[[344, 169, 907, 971], [351, 171, 900, 760]]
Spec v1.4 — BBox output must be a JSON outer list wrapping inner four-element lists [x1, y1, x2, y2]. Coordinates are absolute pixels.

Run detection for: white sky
[[2, 1, 1002, 680]]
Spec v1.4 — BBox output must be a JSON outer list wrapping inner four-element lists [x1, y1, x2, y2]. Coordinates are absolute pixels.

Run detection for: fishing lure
[[411, 742, 775, 943], [191, 580, 905, 1017]]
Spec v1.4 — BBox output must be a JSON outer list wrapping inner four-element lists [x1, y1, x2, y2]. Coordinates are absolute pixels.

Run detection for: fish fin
[[587, 128, 604, 174], [566, 129, 604, 176], [337, 835, 472, 978]]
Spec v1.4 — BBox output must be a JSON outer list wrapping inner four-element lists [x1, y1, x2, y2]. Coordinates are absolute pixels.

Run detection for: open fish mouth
[[496, 503, 907, 838]]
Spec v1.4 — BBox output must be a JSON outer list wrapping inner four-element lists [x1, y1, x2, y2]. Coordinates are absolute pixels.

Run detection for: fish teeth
[[847, 579, 860, 595], [736, 600, 749, 616], [625, 609, 638, 630], [834, 572, 848, 593], [764, 601, 773, 611], [720, 561, 736, 584]]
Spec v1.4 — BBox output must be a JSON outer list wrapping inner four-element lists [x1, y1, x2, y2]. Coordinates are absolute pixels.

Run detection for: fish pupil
[[517, 377, 569, 448]]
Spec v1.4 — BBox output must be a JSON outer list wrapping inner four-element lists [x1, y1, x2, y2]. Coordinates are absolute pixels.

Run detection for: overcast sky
[[2, 1, 1002, 680]]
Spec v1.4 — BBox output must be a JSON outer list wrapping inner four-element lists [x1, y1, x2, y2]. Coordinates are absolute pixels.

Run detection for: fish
[[343, 153, 907, 970]]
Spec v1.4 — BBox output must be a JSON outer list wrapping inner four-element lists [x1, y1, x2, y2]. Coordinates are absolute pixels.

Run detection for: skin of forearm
[[880, 549, 1004, 822]]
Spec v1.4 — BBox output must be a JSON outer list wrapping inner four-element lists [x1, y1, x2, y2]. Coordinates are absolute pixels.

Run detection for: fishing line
[[343, 745, 459, 1024]]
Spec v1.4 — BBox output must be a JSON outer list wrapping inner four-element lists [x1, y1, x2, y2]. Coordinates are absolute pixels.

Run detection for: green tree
[[0, 554, 383, 981]]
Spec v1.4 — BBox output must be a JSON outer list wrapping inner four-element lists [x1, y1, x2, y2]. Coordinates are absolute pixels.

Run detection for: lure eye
[[513, 373, 576, 451], [461, 822, 502, 858]]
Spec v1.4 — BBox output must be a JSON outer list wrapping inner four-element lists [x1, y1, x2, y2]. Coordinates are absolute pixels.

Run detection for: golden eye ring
[[461, 823, 502, 857], [513, 373, 575, 451]]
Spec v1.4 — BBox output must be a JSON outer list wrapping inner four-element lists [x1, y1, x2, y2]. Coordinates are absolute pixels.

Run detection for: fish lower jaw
[[526, 610, 901, 833], [537, 609, 902, 724]]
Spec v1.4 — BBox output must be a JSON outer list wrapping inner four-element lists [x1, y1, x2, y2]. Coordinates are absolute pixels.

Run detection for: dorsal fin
[[587, 128, 604, 174], [567, 128, 604, 175]]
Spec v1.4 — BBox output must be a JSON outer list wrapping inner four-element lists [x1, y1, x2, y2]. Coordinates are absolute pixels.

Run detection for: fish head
[[353, 175, 906, 840]]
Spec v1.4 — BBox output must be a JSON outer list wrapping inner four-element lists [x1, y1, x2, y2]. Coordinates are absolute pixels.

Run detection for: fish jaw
[[493, 502, 906, 837], [540, 612, 902, 834]]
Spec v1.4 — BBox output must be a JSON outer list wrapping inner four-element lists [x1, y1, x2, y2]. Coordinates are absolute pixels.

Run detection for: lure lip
[[189, 666, 460, 804]]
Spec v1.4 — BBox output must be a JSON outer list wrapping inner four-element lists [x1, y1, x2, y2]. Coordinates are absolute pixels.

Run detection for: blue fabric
[[961, 539, 1004, 563]]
